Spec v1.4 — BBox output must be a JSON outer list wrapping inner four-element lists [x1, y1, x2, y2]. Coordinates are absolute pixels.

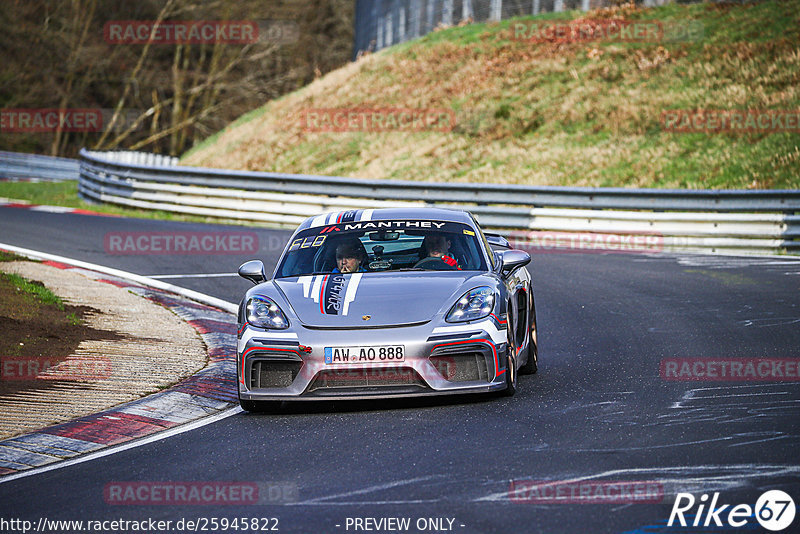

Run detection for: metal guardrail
[[354, 0, 675, 57], [78, 149, 799, 256], [0, 151, 79, 182], [82, 150, 178, 167]]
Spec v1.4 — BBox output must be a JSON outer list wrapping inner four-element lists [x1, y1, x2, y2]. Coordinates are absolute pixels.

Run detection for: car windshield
[[275, 220, 488, 278]]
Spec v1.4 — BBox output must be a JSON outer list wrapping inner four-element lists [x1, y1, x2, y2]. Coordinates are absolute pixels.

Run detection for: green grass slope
[[183, 0, 800, 189]]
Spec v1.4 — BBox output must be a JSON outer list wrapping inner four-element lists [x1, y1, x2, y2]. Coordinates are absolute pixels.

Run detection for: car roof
[[296, 207, 476, 231]]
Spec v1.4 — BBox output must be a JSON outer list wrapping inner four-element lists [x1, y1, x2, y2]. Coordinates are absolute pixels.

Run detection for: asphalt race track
[[1, 206, 799, 534]]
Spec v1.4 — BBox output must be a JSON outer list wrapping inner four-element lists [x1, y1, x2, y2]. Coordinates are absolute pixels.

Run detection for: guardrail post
[[581, 0, 590, 11], [411, 0, 422, 37], [399, 2, 407, 39], [391, 0, 400, 45], [462, 0, 473, 21], [386, 4, 394, 45], [443, 0, 454, 26], [425, 0, 435, 32], [490, 0, 502, 21], [532, 0, 540, 15]]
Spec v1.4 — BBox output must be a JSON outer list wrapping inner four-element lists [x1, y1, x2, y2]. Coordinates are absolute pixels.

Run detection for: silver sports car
[[236, 207, 537, 410]]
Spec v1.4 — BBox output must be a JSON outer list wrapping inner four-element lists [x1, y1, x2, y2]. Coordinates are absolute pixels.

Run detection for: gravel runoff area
[[0, 261, 208, 439]]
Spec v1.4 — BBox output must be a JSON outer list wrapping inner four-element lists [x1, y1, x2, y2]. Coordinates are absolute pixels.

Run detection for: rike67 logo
[[669, 490, 795, 532]]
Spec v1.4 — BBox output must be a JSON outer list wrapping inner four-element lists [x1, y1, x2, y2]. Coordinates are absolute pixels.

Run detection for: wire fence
[[353, 0, 673, 57]]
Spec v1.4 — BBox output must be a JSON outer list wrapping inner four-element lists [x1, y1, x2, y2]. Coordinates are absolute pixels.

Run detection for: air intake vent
[[308, 367, 425, 391], [430, 352, 489, 382], [250, 360, 302, 389]]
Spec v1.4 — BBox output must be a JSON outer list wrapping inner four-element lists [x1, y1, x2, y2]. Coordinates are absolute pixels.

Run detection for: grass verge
[[0, 180, 219, 224], [2, 272, 64, 310]]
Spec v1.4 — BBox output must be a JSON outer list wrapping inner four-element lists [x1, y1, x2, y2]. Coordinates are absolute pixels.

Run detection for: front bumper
[[237, 319, 510, 400]]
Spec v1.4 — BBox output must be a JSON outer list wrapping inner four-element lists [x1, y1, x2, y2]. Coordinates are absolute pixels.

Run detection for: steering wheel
[[413, 256, 457, 270]]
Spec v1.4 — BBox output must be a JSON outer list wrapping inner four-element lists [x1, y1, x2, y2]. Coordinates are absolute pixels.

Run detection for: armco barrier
[[0, 151, 176, 182], [0, 151, 79, 182], [77, 148, 799, 255]]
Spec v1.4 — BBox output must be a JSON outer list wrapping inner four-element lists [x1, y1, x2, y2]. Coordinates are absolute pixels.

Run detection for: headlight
[[446, 286, 495, 323], [246, 296, 289, 329]]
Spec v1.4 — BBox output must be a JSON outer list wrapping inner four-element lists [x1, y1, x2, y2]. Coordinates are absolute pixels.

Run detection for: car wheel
[[238, 386, 265, 412], [239, 398, 262, 412], [519, 298, 538, 375], [502, 306, 518, 396]]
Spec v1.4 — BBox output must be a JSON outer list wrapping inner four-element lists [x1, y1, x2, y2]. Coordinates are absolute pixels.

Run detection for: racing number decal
[[322, 274, 345, 314], [304, 273, 362, 316]]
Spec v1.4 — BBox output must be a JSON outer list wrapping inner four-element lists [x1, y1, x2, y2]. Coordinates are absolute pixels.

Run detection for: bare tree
[[0, 0, 354, 157], [50, 0, 98, 156], [94, 0, 178, 149]]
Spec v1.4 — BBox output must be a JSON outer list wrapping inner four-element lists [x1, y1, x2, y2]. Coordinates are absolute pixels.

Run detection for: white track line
[[0, 407, 242, 485], [0, 242, 242, 484], [148, 272, 239, 279], [0, 242, 237, 314]]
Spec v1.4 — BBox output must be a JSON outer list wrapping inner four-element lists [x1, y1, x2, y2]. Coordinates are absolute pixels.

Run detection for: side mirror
[[500, 249, 531, 275], [238, 260, 266, 285]]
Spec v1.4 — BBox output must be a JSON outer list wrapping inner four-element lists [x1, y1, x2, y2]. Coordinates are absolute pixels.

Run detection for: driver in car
[[422, 234, 461, 270], [333, 240, 367, 273]]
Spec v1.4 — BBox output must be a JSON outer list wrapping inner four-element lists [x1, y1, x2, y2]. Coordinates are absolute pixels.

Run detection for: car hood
[[273, 272, 483, 328]]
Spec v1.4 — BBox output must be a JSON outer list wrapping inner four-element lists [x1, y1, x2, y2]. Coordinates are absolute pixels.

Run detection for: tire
[[502, 305, 518, 396], [239, 398, 262, 412], [238, 383, 265, 412], [519, 299, 538, 375], [503, 351, 517, 396]]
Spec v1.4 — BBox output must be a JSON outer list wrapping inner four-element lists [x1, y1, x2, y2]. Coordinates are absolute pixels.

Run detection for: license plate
[[324, 345, 405, 364]]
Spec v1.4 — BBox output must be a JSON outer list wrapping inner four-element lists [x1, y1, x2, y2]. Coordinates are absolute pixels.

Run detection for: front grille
[[430, 352, 489, 382], [249, 360, 302, 389], [308, 367, 425, 391]]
